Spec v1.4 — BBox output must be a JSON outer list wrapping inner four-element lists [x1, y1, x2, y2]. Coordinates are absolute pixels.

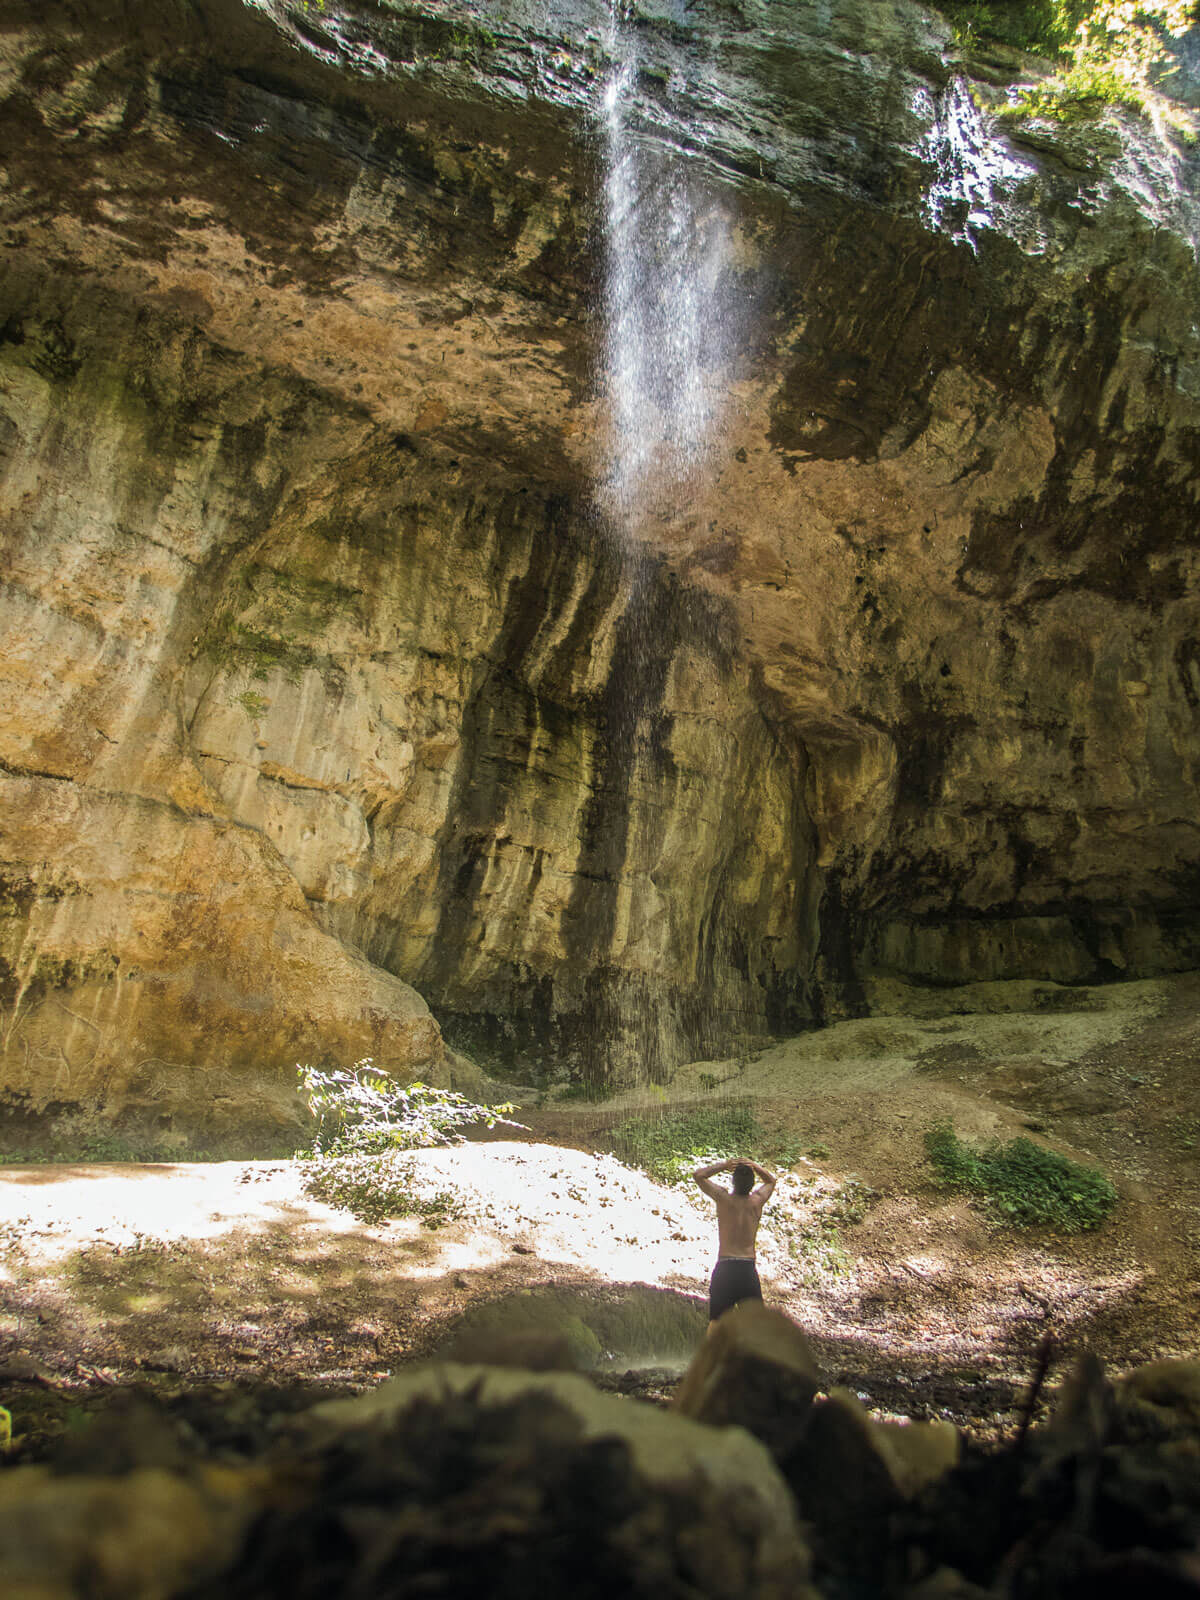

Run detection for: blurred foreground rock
[[673, 1305, 959, 1499], [247, 1364, 817, 1599], [2, 1344, 1200, 1597], [901, 1351, 1200, 1598], [673, 1302, 823, 1454], [673, 1304, 961, 1588], [2, 1363, 816, 1600], [0, 1461, 262, 1600], [1116, 1356, 1200, 1433], [789, 1389, 963, 1587]]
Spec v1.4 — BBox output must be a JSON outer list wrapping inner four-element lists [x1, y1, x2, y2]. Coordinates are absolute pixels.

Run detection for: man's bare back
[[712, 1187, 766, 1256], [693, 1158, 776, 1255]]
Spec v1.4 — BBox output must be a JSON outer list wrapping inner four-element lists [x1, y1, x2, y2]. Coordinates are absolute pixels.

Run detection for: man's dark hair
[[731, 1163, 755, 1196]]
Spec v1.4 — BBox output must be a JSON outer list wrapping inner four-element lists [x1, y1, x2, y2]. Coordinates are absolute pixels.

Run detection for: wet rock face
[[1, 0, 1199, 1108]]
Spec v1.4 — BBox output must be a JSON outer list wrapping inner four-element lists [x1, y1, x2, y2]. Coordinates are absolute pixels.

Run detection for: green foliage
[[1065, 0, 1195, 103], [235, 690, 270, 718], [459, 22, 498, 52], [201, 616, 311, 686], [940, 0, 1197, 121], [1170, 1114, 1200, 1151], [772, 1133, 806, 1169], [297, 1061, 526, 1225], [607, 1101, 761, 1183], [201, 563, 359, 690], [303, 1151, 466, 1227], [428, 21, 499, 62], [937, 0, 1083, 56], [826, 1177, 878, 1225], [925, 1121, 1118, 1230], [297, 1061, 525, 1157], [786, 1216, 854, 1284], [764, 1176, 878, 1286]]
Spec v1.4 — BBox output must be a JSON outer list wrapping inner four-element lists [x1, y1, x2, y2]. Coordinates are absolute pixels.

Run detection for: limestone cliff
[[0, 0, 1198, 1116]]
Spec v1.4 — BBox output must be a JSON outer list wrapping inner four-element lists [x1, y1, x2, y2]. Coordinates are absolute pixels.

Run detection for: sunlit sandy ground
[[1, 972, 1197, 1416], [0, 1145, 715, 1281]]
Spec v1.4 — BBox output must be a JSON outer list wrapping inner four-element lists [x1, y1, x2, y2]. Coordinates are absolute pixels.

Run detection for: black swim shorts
[[709, 1257, 762, 1321]]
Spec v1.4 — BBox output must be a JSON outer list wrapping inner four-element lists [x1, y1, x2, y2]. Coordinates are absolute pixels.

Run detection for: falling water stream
[[590, 5, 750, 1095]]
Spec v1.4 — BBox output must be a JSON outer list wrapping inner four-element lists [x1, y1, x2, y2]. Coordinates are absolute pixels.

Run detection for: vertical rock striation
[[0, 258, 813, 1108], [1, 0, 1199, 1115]]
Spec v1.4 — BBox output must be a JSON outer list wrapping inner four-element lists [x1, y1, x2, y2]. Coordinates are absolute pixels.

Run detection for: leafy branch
[[297, 1060, 525, 1157]]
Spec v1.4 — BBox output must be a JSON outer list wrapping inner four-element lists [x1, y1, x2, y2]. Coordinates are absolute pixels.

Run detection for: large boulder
[[287, 1362, 816, 1600], [673, 1302, 823, 1457], [673, 1305, 960, 1587]]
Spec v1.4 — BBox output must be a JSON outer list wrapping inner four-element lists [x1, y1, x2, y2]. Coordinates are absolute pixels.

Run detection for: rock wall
[[1, 0, 1199, 1113], [0, 259, 813, 1108]]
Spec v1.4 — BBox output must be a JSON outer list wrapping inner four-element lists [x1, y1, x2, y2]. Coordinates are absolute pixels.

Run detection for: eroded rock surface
[[1, 0, 1199, 1110]]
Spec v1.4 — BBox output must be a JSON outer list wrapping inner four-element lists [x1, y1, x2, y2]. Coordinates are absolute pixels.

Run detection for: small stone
[[145, 1347, 190, 1374], [0, 1354, 55, 1385]]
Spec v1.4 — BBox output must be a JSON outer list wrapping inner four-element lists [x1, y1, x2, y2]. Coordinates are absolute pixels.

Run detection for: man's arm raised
[[748, 1160, 777, 1205], [693, 1158, 735, 1200]]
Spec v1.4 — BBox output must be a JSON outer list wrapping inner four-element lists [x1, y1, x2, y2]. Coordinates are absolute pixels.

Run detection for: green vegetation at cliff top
[[937, 0, 1197, 122], [937, 0, 1085, 56]]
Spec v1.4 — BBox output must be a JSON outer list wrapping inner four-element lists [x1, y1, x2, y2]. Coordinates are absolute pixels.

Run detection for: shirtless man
[[692, 1157, 776, 1322]]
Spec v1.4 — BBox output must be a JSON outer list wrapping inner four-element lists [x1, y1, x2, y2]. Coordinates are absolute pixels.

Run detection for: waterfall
[[915, 79, 1038, 254], [586, 7, 745, 1086], [598, 4, 732, 535]]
